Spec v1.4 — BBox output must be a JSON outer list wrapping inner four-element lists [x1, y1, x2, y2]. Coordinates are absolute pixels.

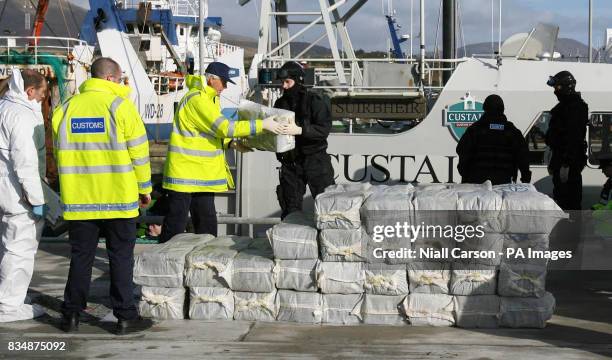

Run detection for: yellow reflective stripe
[[167, 145, 223, 157], [132, 156, 150, 166], [126, 134, 148, 147], [177, 91, 199, 114], [210, 116, 227, 136], [228, 120, 236, 137], [139, 180, 152, 189], [59, 164, 134, 175], [163, 176, 227, 187], [63, 201, 139, 213]]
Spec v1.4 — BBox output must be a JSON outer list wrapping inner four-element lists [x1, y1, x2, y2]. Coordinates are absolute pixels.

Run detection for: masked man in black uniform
[[545, 71, 589, 210], [274, 62, 335, 218], [456, 94, 531, 185]]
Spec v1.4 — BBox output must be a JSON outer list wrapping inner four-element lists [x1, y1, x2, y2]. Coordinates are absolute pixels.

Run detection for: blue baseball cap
[[205, 62, 236, 85]]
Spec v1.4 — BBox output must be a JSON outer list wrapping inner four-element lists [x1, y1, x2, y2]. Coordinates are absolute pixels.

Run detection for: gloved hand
[[32, 205, 46, 219], [230, 139, 254, 153], [559, 166, 570, 183], [279, 122, 302, 135], [262, 116, 282, 134]]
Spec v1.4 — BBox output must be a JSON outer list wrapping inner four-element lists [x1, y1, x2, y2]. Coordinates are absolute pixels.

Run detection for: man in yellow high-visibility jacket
[[159, 62, 283, 242], [52, 57, 153, 335]]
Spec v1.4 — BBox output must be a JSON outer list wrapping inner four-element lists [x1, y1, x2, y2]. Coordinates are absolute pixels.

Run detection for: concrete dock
[[0, 243, 611, 359]]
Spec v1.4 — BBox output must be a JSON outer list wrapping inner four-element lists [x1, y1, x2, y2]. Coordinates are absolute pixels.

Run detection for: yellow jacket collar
[[78, 78, 131, 99], [186, 74, 218, 98]]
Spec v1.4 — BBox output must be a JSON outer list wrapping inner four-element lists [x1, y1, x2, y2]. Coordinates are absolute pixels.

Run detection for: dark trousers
[[552, 166, 584, 210], [159, 190, 217, 243], [61, 218, 138, 321], [277, 151, 335, 219]]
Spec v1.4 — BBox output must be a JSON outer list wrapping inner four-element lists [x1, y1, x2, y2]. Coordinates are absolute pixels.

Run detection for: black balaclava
[[483, 94, 505, 118]]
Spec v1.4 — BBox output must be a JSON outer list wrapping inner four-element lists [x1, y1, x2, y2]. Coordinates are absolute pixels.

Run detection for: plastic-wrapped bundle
[[188, 287, 234, 320], [449, 181, 493, 193], [266, 222, 319, 260], [230, 252, 275, 292], [324, 183, 372, 193], [319, 228, 367, 262], [454, 295, 501, 328], [502, 234, 550, 265], [233, 290, 277, 321], [276, 290, 322, 324], [402, 293, 455, 326], [134, 233, 215, 287], [184, 245, 237, 288], [456, 233, 504, 266], [500, 292, 555, 328], [360, 185, 415, 233], [407, 262, 451, 294], [316, 262, 365, 294], [315, 188, 372, 230], [321, 294, 363, 325], [363, 263, 409, 296], [274, 259, 318, 292], [498, 262, 547, 298], [450, 263, 497, 296], [413, 237, 455, 263], [412, 187, 458, 229], [238, 99, 295, 153], [206, 235, 253, 251], [361, 294, 407, 325], [283, 211, 316, 227], [493, 183, 568, 233], [138, 286, 185, 320], [246, 238, 274, 259], [456, 190, 503, 232]]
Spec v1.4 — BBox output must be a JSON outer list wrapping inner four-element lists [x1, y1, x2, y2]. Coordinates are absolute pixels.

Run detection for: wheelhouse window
[[525, 112, 551, 165], [588, 113, 612, 166]]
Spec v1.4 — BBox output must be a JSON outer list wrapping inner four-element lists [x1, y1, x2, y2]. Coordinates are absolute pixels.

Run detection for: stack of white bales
[[185, 235, 277, 321], [134, 233, 215, 319]]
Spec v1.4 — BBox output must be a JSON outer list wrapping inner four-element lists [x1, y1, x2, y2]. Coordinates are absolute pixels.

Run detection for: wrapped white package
[[456, 233, 504, 266], [246, 237, 275, 259], [188, 287, 234, 320], [319, 228, 367, 262], [233, 290, 278, 321], [500, 292, 555, 328], [363, 263, 409, 296], [413, 237, 455, 263], [316, 262, 365, 294], [315, 189, 372, 230], [402, 293, 455, 326], [412, 187, 458, 229], [238, 99, 295, 153], [184, 245, 237, 288], [450, 263, 497, 296], [283, 211, 316, 227], [453, 295, 501, 328], [407, 262, 451, 294], [498, 262, 547, 298], [276, 290, 323, 324], [493, 183, 568, 233], [449, 181, 493, 193], [134, 233, 215, 287], [274, 259, 318, 292], [456, 190, 503, 232], [266, 222, 319, 260], [206, 235, 253, 251], [360, 185, 415, 233], [502, 233, 550, 265], [321, 294, 363, 325], [138, 286, 185, 320], [230, 252, 275, 293], [361, 294, 407, 325], [325, 183, 372, 193]]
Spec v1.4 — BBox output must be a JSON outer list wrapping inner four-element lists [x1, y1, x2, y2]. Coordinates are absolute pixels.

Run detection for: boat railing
[[0, 36, 88, 64], [201, 39, 241, 58], [121, 0, 199, 19], [149, 73, 185, 95], [261, 57, 467, 94]]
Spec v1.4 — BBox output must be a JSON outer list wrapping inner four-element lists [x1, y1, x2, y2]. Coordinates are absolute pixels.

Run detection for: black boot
[[115, 317, 153, 335], [60, 313, 79, 333]]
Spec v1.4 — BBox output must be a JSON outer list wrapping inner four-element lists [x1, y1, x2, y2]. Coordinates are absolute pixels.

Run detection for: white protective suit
[[0, 70, 46, 322]]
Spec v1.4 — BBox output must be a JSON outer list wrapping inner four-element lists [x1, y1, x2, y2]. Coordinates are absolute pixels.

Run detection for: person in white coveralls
[[0, 69, 48, 322]]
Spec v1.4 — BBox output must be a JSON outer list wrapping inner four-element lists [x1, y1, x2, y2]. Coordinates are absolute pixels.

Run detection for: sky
[[70, 0, 612, 52]]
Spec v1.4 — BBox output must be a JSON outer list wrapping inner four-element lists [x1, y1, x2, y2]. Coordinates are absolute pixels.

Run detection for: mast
[[442, 0, 455, 83], [199, 0, 208, 73]]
